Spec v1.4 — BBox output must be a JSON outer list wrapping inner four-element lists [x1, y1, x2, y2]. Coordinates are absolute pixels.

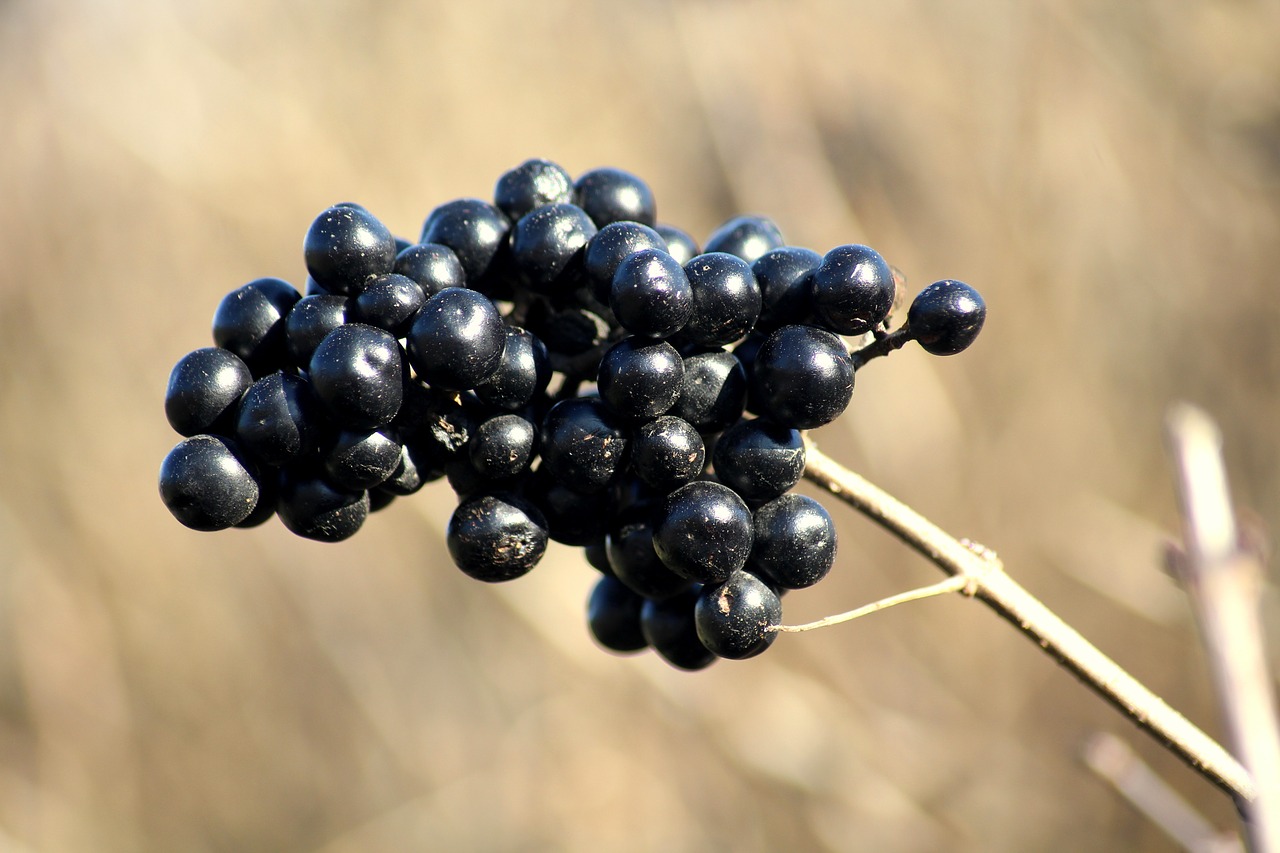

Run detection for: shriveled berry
[[679, 252, 761, 347], [631, 415, 705, 492], [235, 371, 325, 466], [350, 273, 425, 338], [610, 248, 693, 339], [309, 324, 404, 429], [473, 326, 551, 411], [587, 575, 648, 653], [324, 428, 402, 490], [596, 337, 684, 423], [907, 279, 986, 355], [642, 587, 717, 671], [704, 214, 784, 265], [712, 417, 804, 505], [406, 287, 506, 391], [284, 294, 348, 368], [494, 157, 574, 221], [695, 569, 782, 659], [749, 325, 853, 430], [165, 347, 253, 437], [419, 198, 510, 284], [276, 468, 369, 542], [159, 435, 260, 531], [212, 277, 301, 374], [574, 166, 656, 227], [584, 221, 668, 303], [303, 205, 397, 295], [810, 244, 895, 335], [393, 242, 467, 296], [539, 398, 629, 493], [672, 349, 748, 433], [750, 494, 836, 589], [653, 481, 754, 584], [510, 202, 597, 294], [446, 493, 548, 582]]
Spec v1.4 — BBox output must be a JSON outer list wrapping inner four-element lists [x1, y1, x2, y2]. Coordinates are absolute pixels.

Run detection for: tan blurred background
[[2, 0, 1279, 850]]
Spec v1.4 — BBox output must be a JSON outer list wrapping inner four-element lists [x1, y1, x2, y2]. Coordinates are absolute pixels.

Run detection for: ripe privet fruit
[[235, 371, 325, 466], [276, 467, 369, 542], [324, 429, 403, 490], [159, 435, 260, 531], [584, 220, 668, 303], [573, 166, 656, 227], [641, 587, 717, 670], [749, 493, 837, 589], [309, 323, 405, 429], [285, 294, 349, 368], [587, 575, 648, 653], [406, 287, 506, 390], [494, 157, 574, 221], [212, 277, 301, 373], [653, 481, 754, 584], [446, 493, 548, 582], [473, 326, 551, 411], [610, 248, 693, 339], [510, 202, 597, 294], [606, 512, 691, 601], [419, 198, 510, 284], [749, 325, 853, 430], [596, 337, 684, 423], [678, 252, 762, 348], [630, 415, 705, 492], [694, 569, 782, 659], [468, 413, 537, 479], [654, 224, 699, 266], [303, 205, 397, 295], [393, 242, 467, 296], [165, 347, 253, 437], [907, 279, 987, 355], [350, 273, 425, 338], [711, 417, 805, 505], [810, 244, 896, 336], [704, 214, 785, 265], [671, 349, 748, 434], [539, 397, 629, 493], [752, 246, 822, 333]]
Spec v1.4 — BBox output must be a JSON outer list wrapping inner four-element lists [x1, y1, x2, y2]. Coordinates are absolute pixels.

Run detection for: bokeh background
[[3, 0, 1279, 850]]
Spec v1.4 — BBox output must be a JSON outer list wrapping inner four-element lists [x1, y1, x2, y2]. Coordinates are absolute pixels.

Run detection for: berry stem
[[849, 326, 913, 370], [800, 436, 1255, 804], [771, 574, 969, 632]]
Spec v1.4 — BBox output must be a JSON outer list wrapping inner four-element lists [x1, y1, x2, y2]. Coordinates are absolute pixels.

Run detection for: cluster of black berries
[[159, 158, 986, 669]]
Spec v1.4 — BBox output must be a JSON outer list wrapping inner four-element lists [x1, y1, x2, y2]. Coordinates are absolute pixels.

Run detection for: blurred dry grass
[[1, 0, 1279, 849]]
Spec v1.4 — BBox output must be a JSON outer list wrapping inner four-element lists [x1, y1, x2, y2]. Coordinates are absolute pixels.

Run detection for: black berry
[[165, 347, 253, 437], [406, 287, 506, 391], [694, 569, 782, 659], [586, 575, 648, 653], [211, 277, 301, 374], [539, 398, 629, 494], [159, 435, 260, 531], [810, 244, 895, 336], [446, 493, 548, 582], [703, 214, 784, 265], [303, 205, 397, 295], [494, 157, 574, 221], [596, 337, 684, 423], [711, 417, 805, 505], [678, 252, 762, 347], [309, 324, 405, 429], [630, 415, 706, 492], [653, 481, 754, 584], [907, 279, 986, 355], [574, 167, 656, 227], [749, 325, 853, 430], [750, 494, 836, 589]]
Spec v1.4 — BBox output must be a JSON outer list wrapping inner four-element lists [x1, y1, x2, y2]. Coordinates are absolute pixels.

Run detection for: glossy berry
[[419, 198, 510, 284], [610, 248, 693, 339], [212, 277, 301, 374], [703, 215, 785, 265], [711, 417, 805, 505], [350, 273, 425, 338], [642, 587, 717, 670], [510, 202, 597, 294], [653, 481, 754, 584], [276, 467, 369, 542], [468, 413, 537, 479], [573, 167, 656, 227], [596, 337, 684, 423], [235, 371, 325, 466], [586, 575, 648, 653], [679, 252, 762, 347], [654, 224, 699, 266], [907, 279, 986, 355], [406, 287, 506, 391], [752, 246, 822, 332], [494, 158, 574, 221], [392, 243, 467, 296], [446, 493, 548, 582], [671, 349, 748, 434], [606, 512, 691, 601], [284, 294, 348, 368], [308, 324, 404, 429], [750, 494, 836, 589], [165, 347, 253, 437], [303, 205, 397, 295], [810, 244, 895, 335], [377, 442, 432, 496], [749, 325, 853, 430], [159, 435, 260, 531], [583, 220, 668, 303], [630, 415, 705, 492], [473, 326, 551, 411], [324, 428, 403, 490], [694, 569, 782, 659], [539, 398, 629, 494]]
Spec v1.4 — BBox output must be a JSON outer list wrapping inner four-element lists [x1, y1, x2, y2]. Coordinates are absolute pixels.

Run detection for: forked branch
[[799, 436, 1255, 803]]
